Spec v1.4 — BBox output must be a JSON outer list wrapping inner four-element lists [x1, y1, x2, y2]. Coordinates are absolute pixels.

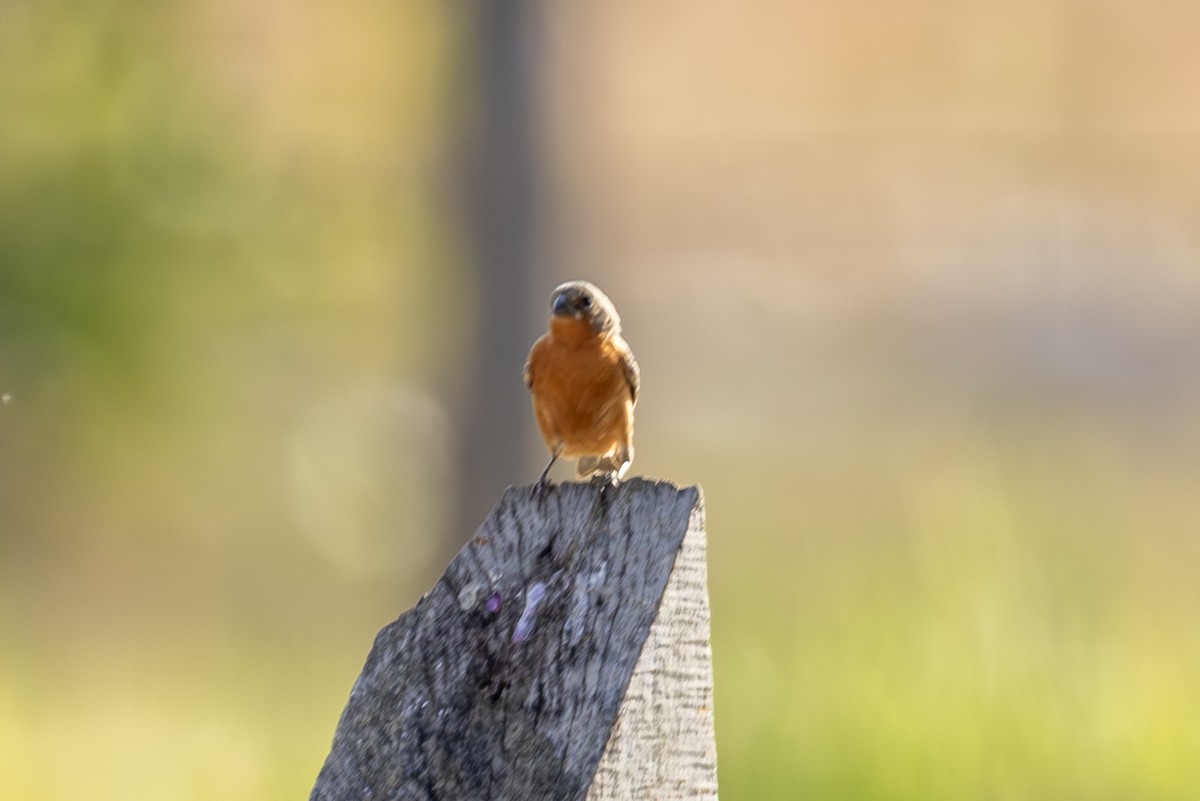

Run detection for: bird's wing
[[619, 340, 640, 403], [523, 338, 541, 390]]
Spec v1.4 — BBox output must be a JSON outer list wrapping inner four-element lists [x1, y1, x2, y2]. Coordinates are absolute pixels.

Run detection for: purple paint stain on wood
[[485, 591, 502, 614]]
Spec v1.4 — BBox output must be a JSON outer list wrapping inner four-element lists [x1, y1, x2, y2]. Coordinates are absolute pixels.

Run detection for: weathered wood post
[[310, 477, 718, 801]]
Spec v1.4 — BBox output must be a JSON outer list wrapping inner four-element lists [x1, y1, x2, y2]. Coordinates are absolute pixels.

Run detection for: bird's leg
[[536, 451, 559, 489]]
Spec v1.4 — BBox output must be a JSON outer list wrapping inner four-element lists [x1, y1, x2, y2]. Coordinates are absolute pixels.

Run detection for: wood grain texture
[[587, 497, 719, 800], [310, 477, 714, 801]]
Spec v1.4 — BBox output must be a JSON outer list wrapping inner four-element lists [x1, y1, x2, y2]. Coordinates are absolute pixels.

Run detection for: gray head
[[550, 280, 621, 335]]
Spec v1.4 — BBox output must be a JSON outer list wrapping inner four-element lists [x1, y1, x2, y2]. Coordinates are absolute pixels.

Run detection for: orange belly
[[528, 334, 633, 459]]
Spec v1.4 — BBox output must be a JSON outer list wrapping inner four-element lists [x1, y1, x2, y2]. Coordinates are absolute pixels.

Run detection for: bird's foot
[[533, 475, 557, 501], [590, 471, 621, 496]]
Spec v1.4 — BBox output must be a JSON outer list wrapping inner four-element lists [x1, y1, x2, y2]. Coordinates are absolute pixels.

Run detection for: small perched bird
[[524, 280, 640, 484]]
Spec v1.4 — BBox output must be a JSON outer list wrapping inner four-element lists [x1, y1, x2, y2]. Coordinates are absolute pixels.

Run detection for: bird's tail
[[577, 448, 632, 479]]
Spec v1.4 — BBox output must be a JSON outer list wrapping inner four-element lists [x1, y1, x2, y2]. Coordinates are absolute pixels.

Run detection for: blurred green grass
[[707, 416, 1200, 800], [4, 411, 1199, 799]]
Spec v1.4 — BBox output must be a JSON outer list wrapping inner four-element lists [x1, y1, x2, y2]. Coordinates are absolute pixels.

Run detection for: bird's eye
[[579, 295, 592, 308]]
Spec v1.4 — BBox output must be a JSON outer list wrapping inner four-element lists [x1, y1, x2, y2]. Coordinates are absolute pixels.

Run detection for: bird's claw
[[591, 471, 620, 496], [533, 476, 556, 501]]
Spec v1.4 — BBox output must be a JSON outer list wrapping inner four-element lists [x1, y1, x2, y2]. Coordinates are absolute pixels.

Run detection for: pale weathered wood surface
[[586, 496, 719, 800], [310, 477, 716, 801]]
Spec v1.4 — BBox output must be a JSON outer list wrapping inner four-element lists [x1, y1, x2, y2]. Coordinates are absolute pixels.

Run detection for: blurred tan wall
[[539, 3, 1200, 433]]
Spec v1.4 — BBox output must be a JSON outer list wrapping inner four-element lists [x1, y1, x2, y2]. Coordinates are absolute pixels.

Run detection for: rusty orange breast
[[528, 324, 634, 457]]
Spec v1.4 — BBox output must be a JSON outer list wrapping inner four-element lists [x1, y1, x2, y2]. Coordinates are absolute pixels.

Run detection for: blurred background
[[3, 1, 1199, 798]]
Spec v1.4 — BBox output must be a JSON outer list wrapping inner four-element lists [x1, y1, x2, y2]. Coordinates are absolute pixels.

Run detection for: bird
[[524, 280, 640, 485]]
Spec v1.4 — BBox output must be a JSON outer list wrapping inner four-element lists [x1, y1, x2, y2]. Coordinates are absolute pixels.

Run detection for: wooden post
[[310, 478, 718, 801], [453, 0, 545, 541]]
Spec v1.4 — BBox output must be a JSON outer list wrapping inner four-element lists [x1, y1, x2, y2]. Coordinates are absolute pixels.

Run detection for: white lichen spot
[[512, 581, 548, 644], [456, 580, 483, 611], [564, 562, 607, 647]]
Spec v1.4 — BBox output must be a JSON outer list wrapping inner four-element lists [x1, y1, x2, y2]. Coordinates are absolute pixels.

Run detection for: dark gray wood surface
[[310, 478, 704, 801]]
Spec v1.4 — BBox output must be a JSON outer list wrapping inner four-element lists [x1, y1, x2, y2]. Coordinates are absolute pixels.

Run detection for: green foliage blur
[[1, 2, 464, 798], [3, 2, 1200, 800]]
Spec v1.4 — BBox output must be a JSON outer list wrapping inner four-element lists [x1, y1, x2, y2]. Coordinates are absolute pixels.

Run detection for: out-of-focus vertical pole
[[454, 0, 543, 544]]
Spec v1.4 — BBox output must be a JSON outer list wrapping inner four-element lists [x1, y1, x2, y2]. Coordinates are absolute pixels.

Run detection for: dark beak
[[552, 293, 571, 316]]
